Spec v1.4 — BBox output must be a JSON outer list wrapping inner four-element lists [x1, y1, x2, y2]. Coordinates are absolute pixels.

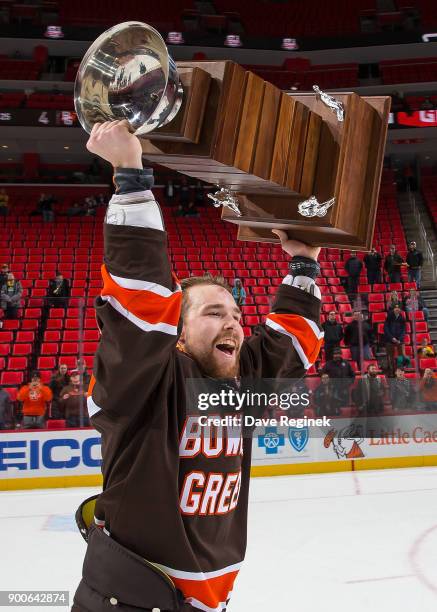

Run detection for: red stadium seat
[[46, 319, 63, 330], [49, 308, 66, 318], [8, 357, 28, 370], [63, 330, 80, 341], [0, 344, 10, 356], [44, 331, 61, 342], [83, 355, 94, 369], [37, 356, 56, 370], [12, 343, 32, 356], [1, 371, 23, 386], [83, 329, 99, 341], [41, 343, 59, 355], [83, 342, 98, 354], [58, 356, 77, 368], [60, 342, 79, 355], [16, 331, 35, 343], [24, 308, 41, 318], [419, 358, 437, 370], [2, 320, 19, 331]]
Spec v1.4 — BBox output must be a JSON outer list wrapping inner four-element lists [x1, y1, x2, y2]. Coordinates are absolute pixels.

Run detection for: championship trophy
[[75, 21, 391, 249]]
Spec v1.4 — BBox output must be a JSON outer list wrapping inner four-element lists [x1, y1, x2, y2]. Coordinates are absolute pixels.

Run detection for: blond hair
[[180, 274, 232, 318]]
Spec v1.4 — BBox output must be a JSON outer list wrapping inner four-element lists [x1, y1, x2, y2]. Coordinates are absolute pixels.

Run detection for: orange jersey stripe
[[101, 265, 182, 327], [170, 570, 239, 610], [87, 375, 96, 398], [267, 313, 323, 365]]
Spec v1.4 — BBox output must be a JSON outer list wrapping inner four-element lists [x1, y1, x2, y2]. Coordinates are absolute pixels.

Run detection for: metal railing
[[408, 188, 436, 283]]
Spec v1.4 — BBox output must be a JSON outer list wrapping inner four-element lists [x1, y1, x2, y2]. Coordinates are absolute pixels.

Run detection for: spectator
[[344, 310, 373, 365], [344, 251, 362, 297], [40, 194, 56, 222], [76, 357, 91, 388], [165, 179, 175, 202], [391, 91, 410, 114], [59, 370, 88, 427], [417, 338, 435, 359], [363, 247, 382, 285], [322, 311, 343, 361], [384, 245, 403, 284], [232, 278, 246, 307], [0, 272, 23, 319], [286, 379, 308, 418], [390, 368, 413, 411], [47, 272, 70, 308], [421, 98, 433, 111], [352, 364, 385, 416], [0, 385, 12, 429], [17, 372, 53, 429], [185, 200, 199, 218], [403, 164, 417, 191], [84, 196, 97, 216], [403, 288, 429, 321], [313, 373, 342, 417], [96, 193, 108, 207], [396, 353, 411, 370], [387, 290, 402, 311], [0, 188, 9, 216], [406, 241, 424, 288], [384, 305, 406, 376], [67, 202, 84, 217], [419, 368, 437, 411], [176, 177, 191, 216], [49, 364, 70, 418], [322, 347, 355, 405], [0, 263, 10, 287]]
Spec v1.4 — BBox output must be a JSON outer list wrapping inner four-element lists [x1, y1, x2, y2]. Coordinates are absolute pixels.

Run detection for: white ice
[[1, 467, 437, 612]]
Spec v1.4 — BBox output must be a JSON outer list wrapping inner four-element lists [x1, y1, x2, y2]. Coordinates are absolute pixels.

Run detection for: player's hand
[[86, 120, 143, 169], [272, 230, 321, 261]]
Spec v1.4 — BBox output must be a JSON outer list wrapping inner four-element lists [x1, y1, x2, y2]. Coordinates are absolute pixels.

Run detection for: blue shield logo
[[288, 426, 309, 452]]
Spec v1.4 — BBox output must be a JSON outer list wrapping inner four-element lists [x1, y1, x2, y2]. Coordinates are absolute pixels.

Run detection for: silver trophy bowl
[[74, 21, 183, 135]]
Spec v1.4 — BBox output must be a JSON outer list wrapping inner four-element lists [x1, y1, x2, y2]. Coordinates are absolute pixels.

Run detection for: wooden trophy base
[[142, 61, 391, 250]]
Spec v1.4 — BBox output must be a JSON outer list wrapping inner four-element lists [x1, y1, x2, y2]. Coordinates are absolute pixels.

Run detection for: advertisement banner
[[251, 414, 437, 465], [0, 429, 101, 481], [2, 414, 437, 488]]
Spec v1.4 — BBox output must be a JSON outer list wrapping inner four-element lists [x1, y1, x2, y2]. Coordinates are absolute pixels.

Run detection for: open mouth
[[216, 342, 236, 358]]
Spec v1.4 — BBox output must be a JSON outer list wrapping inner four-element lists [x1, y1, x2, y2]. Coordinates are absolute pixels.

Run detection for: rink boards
[[1, 414, 437, 489]]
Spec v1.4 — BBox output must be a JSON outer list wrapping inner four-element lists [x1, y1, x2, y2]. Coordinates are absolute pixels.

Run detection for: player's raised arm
[[85, 121, 181, 422], [241, 230, 323, 378]]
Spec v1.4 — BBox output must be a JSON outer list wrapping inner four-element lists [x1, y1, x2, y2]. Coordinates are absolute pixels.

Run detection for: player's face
[[181, 285, 244, 378]]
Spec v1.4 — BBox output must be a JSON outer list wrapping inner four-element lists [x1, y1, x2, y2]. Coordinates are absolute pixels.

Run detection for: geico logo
[[0, 437, 102, 471]]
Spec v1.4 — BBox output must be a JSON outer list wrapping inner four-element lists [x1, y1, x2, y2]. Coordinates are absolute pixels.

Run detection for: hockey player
[[72, 120, 323, 612]]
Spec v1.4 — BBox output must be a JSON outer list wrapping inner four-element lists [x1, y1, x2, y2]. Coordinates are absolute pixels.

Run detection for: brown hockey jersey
[[87, 188, 322, 612]]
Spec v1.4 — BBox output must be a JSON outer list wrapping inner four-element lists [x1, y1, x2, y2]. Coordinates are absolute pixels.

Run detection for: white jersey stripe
[[266, 313, 324, 341], [265, 318, 311, 370], [155, 561, 243, 581], [185, 595, 231, 612], [101, 294, 178, 335], [302, 316, 324, 339], [109, 272, 181, 297], [87, 395, 102, 418]]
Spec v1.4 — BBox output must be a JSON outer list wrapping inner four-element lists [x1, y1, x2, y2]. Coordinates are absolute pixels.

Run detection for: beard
[[185, 335, 241, 379]]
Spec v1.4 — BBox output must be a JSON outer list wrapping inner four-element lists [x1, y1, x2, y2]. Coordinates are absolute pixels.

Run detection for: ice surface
[[1, 467, 437, 611]]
